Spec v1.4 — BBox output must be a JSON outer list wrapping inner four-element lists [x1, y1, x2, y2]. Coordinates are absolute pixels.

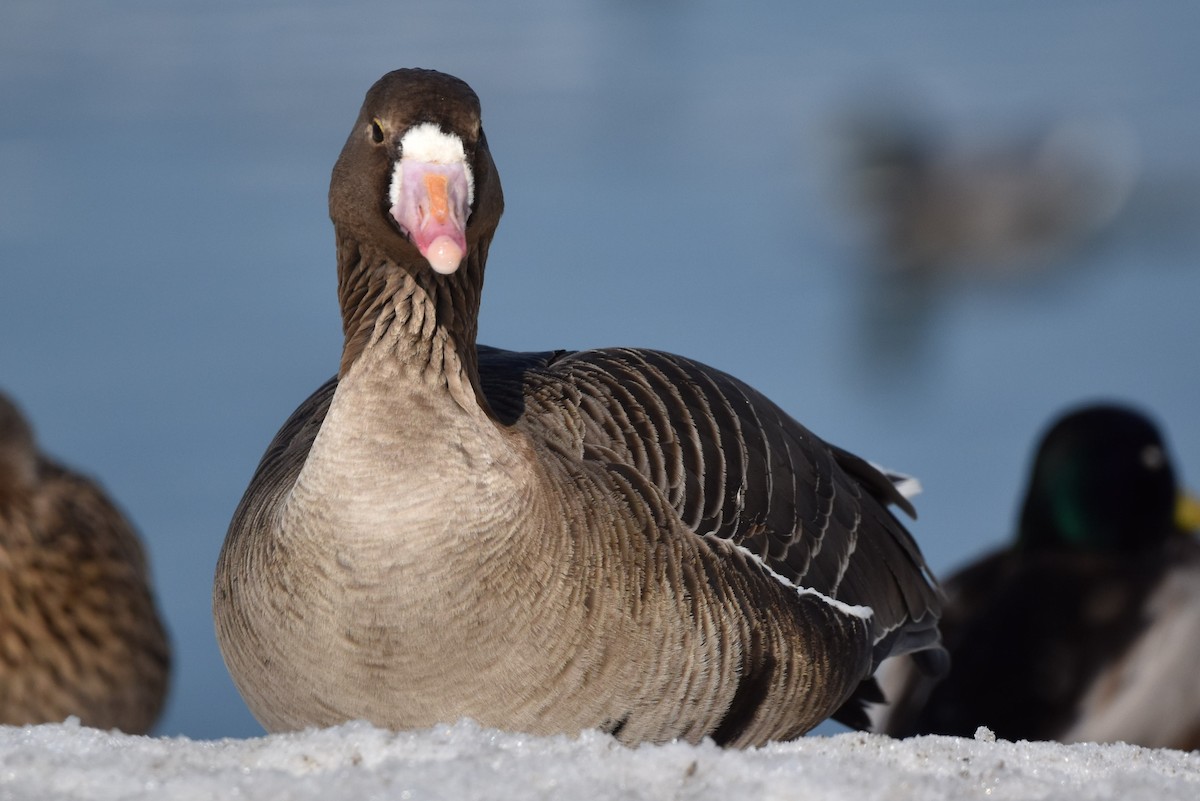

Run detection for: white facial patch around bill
[[388, 122, 476, 213]]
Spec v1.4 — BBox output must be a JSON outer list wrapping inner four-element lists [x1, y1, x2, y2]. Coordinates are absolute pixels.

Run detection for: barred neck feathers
[[334, 236, 488, 414]]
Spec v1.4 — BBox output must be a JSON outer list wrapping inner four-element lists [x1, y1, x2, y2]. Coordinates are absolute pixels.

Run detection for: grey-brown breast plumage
[[214, 68, 943, 747], [0, 392, 170, 733]]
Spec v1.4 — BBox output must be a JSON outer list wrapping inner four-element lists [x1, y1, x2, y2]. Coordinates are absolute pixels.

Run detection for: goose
[[877, 403, 1200, 749], [213, 68, 944, 747], [0, 391, 170, 733]]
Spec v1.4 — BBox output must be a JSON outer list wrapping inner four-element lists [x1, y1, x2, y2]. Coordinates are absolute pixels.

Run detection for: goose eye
[[370, 118, 385, 144]]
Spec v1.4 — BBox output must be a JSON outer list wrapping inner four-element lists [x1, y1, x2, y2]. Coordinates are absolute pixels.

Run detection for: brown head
[[329, 69, 505, 376], [0, 393, 38, 498]]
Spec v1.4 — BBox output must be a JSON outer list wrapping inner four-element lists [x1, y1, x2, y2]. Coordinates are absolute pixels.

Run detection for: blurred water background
[[2, 1, 1198, 739]]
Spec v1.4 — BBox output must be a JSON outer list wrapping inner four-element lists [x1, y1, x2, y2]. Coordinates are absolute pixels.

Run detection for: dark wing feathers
[[829, 444, 918, 519], [260, 347, 940, 667], [479, 345, 941, 656], [231, 377, 337, 539]]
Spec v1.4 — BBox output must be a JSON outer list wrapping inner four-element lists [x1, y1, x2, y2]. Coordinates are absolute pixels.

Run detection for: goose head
[[329, 68, 504, 277]]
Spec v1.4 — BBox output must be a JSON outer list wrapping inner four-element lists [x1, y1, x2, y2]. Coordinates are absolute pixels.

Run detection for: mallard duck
[[0, 391, 170, 732], [877, 403, 1200, 749], [845, 110, 1137, 277], [213, 68, 943, 747]]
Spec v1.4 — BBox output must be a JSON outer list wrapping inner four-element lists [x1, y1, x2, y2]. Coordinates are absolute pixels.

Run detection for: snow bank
[[1, 720, 1197, 801]]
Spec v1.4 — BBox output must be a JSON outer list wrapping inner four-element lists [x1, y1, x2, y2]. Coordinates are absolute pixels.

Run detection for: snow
[[2, 720, 1197, 801]]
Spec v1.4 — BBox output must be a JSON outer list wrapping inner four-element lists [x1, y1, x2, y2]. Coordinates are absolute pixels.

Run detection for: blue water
[[3, 1, 1198, 739]]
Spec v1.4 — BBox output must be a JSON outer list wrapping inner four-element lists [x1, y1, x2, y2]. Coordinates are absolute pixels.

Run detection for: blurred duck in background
[[842, 105, 1140, 279], [875, 403, 1200, 750], [0, 391, 170, 733], [834, 99, 1142, 373]]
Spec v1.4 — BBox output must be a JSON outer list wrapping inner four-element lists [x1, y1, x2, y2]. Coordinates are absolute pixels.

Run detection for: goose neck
[[335, 236, 487, 415]]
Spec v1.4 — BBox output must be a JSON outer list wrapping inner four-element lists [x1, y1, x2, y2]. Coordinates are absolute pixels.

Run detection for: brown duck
[[214, 68, 944, 747], [0, 391, 169, 732]]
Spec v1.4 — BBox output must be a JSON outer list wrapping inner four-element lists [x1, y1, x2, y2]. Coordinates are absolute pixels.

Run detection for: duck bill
[[1176, 490, 1200, 533], [389, 160, 472, 274]]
